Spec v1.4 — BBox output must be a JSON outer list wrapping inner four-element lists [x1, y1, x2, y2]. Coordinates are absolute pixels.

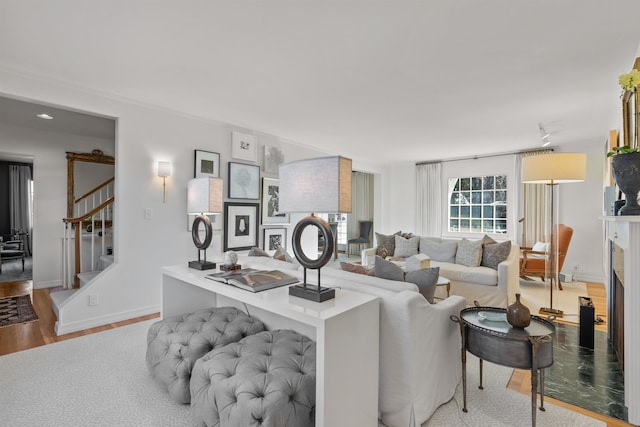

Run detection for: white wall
[[0, 121, 114, 287], [0, 67, 352, 334], [555, 141, 607, 283]]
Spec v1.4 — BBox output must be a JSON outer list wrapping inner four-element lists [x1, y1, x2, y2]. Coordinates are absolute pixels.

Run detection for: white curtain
[[9, 164, 33, 256], [519, 150, 552, 247], [348, 172, 374, 239], [415, 162, 442, 236]]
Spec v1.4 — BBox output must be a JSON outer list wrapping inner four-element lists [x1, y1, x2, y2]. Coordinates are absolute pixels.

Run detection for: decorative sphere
[[224, 251, 238, 266]]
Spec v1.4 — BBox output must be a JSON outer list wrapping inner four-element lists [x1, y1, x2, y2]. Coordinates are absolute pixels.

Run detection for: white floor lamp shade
[[279, 156, 352, 302], [522, 152, 586, 316]]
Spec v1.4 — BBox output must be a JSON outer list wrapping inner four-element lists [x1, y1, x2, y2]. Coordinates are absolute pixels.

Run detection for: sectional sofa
[[362, 234, 520, 307], [234, 253, 467, 427]]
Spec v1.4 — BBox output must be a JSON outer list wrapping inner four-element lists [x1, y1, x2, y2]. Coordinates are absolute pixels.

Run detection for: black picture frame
[[194, 149, 221, 178], [224, 202, 260, 251]]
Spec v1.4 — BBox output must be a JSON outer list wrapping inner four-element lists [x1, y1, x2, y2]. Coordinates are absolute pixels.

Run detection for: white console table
[[603, 216, 640, 425], [161, 265, 380, 427]]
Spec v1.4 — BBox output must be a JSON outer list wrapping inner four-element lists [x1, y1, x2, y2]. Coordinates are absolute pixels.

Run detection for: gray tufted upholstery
[[190, 329, 316, 427], [146, 307, 265, 404]]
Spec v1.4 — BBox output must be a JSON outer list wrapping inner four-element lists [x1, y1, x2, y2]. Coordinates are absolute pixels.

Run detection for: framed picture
[[194, 150, 220, 178], [224, 202, 259, 251], [264, 145, 285, 174], [263, 227, 287, 255], [261, 177, 290, 224], [228, 162, 260, 199], [232, 131, 258, 162]]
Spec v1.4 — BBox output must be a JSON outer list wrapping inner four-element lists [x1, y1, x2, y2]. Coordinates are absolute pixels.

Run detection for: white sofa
[[236, 254, 467, 427], [362, 237, 520, 307]]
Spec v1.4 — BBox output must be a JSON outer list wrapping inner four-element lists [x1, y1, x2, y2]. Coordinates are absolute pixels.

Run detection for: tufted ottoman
[[146, 307, 265, 404], [190, 329, 316, 427]]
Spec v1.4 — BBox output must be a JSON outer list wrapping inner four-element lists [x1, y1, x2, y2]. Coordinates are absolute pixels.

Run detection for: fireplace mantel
[[604, 216, 640, 424]]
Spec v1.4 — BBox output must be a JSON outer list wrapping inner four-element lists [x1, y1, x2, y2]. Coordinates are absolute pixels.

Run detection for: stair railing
[[61, 178, 115, 288]]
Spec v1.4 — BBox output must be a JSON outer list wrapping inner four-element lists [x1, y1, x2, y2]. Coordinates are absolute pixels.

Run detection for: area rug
[[0, 319, 604, 427], [0, 295, 38, 327], [519, 279, 589, 324], [0, 256, 33, 283]]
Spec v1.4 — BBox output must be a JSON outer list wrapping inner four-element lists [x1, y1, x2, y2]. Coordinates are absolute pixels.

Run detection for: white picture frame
[[263, 227, 287, 255], [228, 162, 260, 200], [261, 177, 290, 225], [231, 131, 258, 162], [264, 145, 285, 174]]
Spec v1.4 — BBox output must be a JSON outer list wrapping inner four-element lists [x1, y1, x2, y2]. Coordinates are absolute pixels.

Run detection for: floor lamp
[[522, 152, 586, 317]]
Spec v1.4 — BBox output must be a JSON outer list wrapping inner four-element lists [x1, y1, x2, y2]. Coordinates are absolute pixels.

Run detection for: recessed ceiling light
[[36, 113, 54, 120]]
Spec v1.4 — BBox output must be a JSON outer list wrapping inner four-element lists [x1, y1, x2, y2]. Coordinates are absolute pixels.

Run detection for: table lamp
[[522, 152, 586, 316], [187, 177, 223, 270], [279, 156, 352, 302]]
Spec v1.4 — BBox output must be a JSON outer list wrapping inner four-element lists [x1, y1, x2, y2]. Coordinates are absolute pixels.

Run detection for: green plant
[[607, 145, 639, 157], [619, 69, 640, 91]]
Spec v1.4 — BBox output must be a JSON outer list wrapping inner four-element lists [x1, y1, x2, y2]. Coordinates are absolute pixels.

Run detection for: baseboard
[[54, 304, 160, 336], [573, 273, 605, 284], [33, 279, 63, 289]]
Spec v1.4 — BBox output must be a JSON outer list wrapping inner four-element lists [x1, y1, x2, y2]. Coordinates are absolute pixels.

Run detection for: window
[[448, 175, 507, 234]]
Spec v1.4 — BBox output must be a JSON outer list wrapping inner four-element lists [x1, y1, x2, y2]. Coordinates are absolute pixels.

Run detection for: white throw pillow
[[532, 241, 549, 253]]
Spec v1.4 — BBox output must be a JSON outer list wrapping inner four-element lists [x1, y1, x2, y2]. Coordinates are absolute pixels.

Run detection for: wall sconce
[[157, 161, 171, 203]]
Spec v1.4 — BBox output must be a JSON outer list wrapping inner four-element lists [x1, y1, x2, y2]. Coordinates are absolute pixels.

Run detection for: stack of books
[[206, 268, 300, 292]]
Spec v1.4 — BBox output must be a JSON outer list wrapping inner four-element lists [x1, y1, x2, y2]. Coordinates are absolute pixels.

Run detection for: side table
[[437, 275, 451, 298], [451, 306, 555, 427]]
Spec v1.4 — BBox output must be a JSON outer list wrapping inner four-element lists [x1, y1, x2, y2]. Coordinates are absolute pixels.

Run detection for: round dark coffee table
[[451, 306, 555, 427]]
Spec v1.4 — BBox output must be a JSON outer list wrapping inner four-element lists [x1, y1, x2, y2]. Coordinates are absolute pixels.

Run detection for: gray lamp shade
[[522, 153, 586, 184], [278, 156, 352, 214], [187, 177, 223, 214]]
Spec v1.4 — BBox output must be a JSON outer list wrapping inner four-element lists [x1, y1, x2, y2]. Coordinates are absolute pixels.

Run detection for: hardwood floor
[[0, 280, 630, 425], [0, 280, 158, 356]]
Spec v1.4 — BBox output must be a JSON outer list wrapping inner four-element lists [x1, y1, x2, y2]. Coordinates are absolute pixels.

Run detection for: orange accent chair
[[520, 224, 574, 290]]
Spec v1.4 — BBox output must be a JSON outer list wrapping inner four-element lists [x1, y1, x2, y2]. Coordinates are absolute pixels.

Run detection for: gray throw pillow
[[420, 240, 458, 263], [455, 238, 483, 267], [374, 256, 405, 282], [481, 240, 512, 270], [248, 247, 270, 257], [405, 266, 440, 304], [394, 235, 420, 258], [375, 231, 401, 257], [481, 234, 496, 246], [273, 246, 297, 264], [340, 261, 375, 276]]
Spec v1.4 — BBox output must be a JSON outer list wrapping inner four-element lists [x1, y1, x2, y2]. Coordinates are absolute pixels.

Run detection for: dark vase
[[612, 152, 640, 215], [506, 293, 531, 328]]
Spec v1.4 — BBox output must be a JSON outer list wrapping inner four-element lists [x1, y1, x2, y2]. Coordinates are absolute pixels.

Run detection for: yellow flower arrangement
[[619, 69, 640, 91]]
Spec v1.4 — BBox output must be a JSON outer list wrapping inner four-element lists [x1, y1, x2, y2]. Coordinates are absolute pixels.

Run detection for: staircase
[[51, 254, 113, 316], [60, 177, 115, 289]]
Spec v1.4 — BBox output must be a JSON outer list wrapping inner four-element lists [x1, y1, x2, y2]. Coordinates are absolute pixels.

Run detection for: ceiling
[[1, 1, 640, 166]]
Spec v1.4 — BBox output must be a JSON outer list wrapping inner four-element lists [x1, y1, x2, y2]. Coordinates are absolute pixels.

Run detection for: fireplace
[[604, 216, 640, 424], [610, 242, 624, 367]]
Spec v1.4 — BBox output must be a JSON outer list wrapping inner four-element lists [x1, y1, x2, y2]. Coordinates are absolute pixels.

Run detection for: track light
[[538, 122, 551, 146]]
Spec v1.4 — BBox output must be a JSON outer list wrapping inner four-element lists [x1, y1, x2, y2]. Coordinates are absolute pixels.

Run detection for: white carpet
[[0, 319, 604, 427], [519, 279, 589, 324]]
